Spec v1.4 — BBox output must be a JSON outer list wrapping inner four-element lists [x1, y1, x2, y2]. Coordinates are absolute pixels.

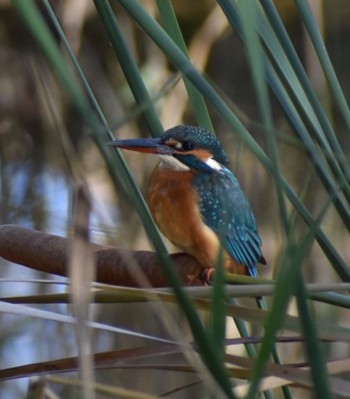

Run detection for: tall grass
[[4, 0, 350, 398]]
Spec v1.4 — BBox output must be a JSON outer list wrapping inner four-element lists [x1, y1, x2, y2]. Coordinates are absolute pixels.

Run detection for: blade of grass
[[42, 0, 117, 140], [210, 248, 227, 364], [295, 278, 332, 398], [228, 297, 262, 390], [225, 300, 350, 343], [246, 236, 311, 398], [0, 301, 175, 343], [4, 288, 350, 344], [47, 375, 161, 399], [4, 279, 350, 295], [255, 296, 293, 399], [310, 292, 350, 309], [294, 0, 350, 136], [237, 0, 289, 235], [69, 185, 95, 399], [246, 193, 332, 398], [156, 0, 213, 132], [93, 0, 164, 136], [5, 282, 350, 306]]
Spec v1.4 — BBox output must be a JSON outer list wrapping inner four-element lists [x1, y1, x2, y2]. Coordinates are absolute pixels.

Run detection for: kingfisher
[[109, 125, 265, 278]]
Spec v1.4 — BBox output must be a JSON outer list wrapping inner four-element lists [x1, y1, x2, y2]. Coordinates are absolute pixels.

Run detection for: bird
[[109, 125, 265, 278]]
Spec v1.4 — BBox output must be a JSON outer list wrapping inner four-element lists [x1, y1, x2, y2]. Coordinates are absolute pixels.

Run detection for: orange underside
[[147, 166, 249, 276]]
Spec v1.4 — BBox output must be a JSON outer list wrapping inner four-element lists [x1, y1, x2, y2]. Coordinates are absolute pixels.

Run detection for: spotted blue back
[[192, 167, 264, 276]]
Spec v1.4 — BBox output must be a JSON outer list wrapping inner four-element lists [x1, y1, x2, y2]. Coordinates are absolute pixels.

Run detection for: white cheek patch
[[159, 155, 190, 171], [158, 155, 223, 172], [205, 157, 223, 171]]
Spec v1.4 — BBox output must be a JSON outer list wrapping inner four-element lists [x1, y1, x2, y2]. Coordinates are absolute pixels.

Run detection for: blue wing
[[192, 167, 265, 277]]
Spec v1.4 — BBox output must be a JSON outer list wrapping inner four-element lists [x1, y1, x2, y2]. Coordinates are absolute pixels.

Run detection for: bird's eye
[[182, 141, 195, 151]]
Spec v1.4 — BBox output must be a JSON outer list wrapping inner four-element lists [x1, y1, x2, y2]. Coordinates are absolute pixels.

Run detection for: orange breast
[[147, 166, 215, 266], [147, 165, 247, 274]]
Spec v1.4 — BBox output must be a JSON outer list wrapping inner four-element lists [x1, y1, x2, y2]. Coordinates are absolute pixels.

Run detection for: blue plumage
[[192, 167, 264, 277]]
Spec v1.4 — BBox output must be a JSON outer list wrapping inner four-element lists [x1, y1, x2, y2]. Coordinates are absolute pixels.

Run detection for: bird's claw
[[201, 266, 215, 285]]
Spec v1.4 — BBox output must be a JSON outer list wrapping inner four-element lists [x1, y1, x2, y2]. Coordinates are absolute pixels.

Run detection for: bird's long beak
[[108, 137, 172, 155]]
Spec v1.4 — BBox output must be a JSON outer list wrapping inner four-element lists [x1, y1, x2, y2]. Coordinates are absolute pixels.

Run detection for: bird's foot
[[200, 266, 215, 285]]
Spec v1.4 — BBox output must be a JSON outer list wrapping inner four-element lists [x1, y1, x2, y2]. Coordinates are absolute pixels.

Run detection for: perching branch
[[0, 225, 204, 287]]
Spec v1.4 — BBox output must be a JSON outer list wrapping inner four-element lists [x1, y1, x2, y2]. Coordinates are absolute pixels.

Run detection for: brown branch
[[0, 225, 205, 287]]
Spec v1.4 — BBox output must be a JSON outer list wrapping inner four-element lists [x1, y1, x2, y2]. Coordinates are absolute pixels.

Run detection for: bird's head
[[109, 125, 229, 172]]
